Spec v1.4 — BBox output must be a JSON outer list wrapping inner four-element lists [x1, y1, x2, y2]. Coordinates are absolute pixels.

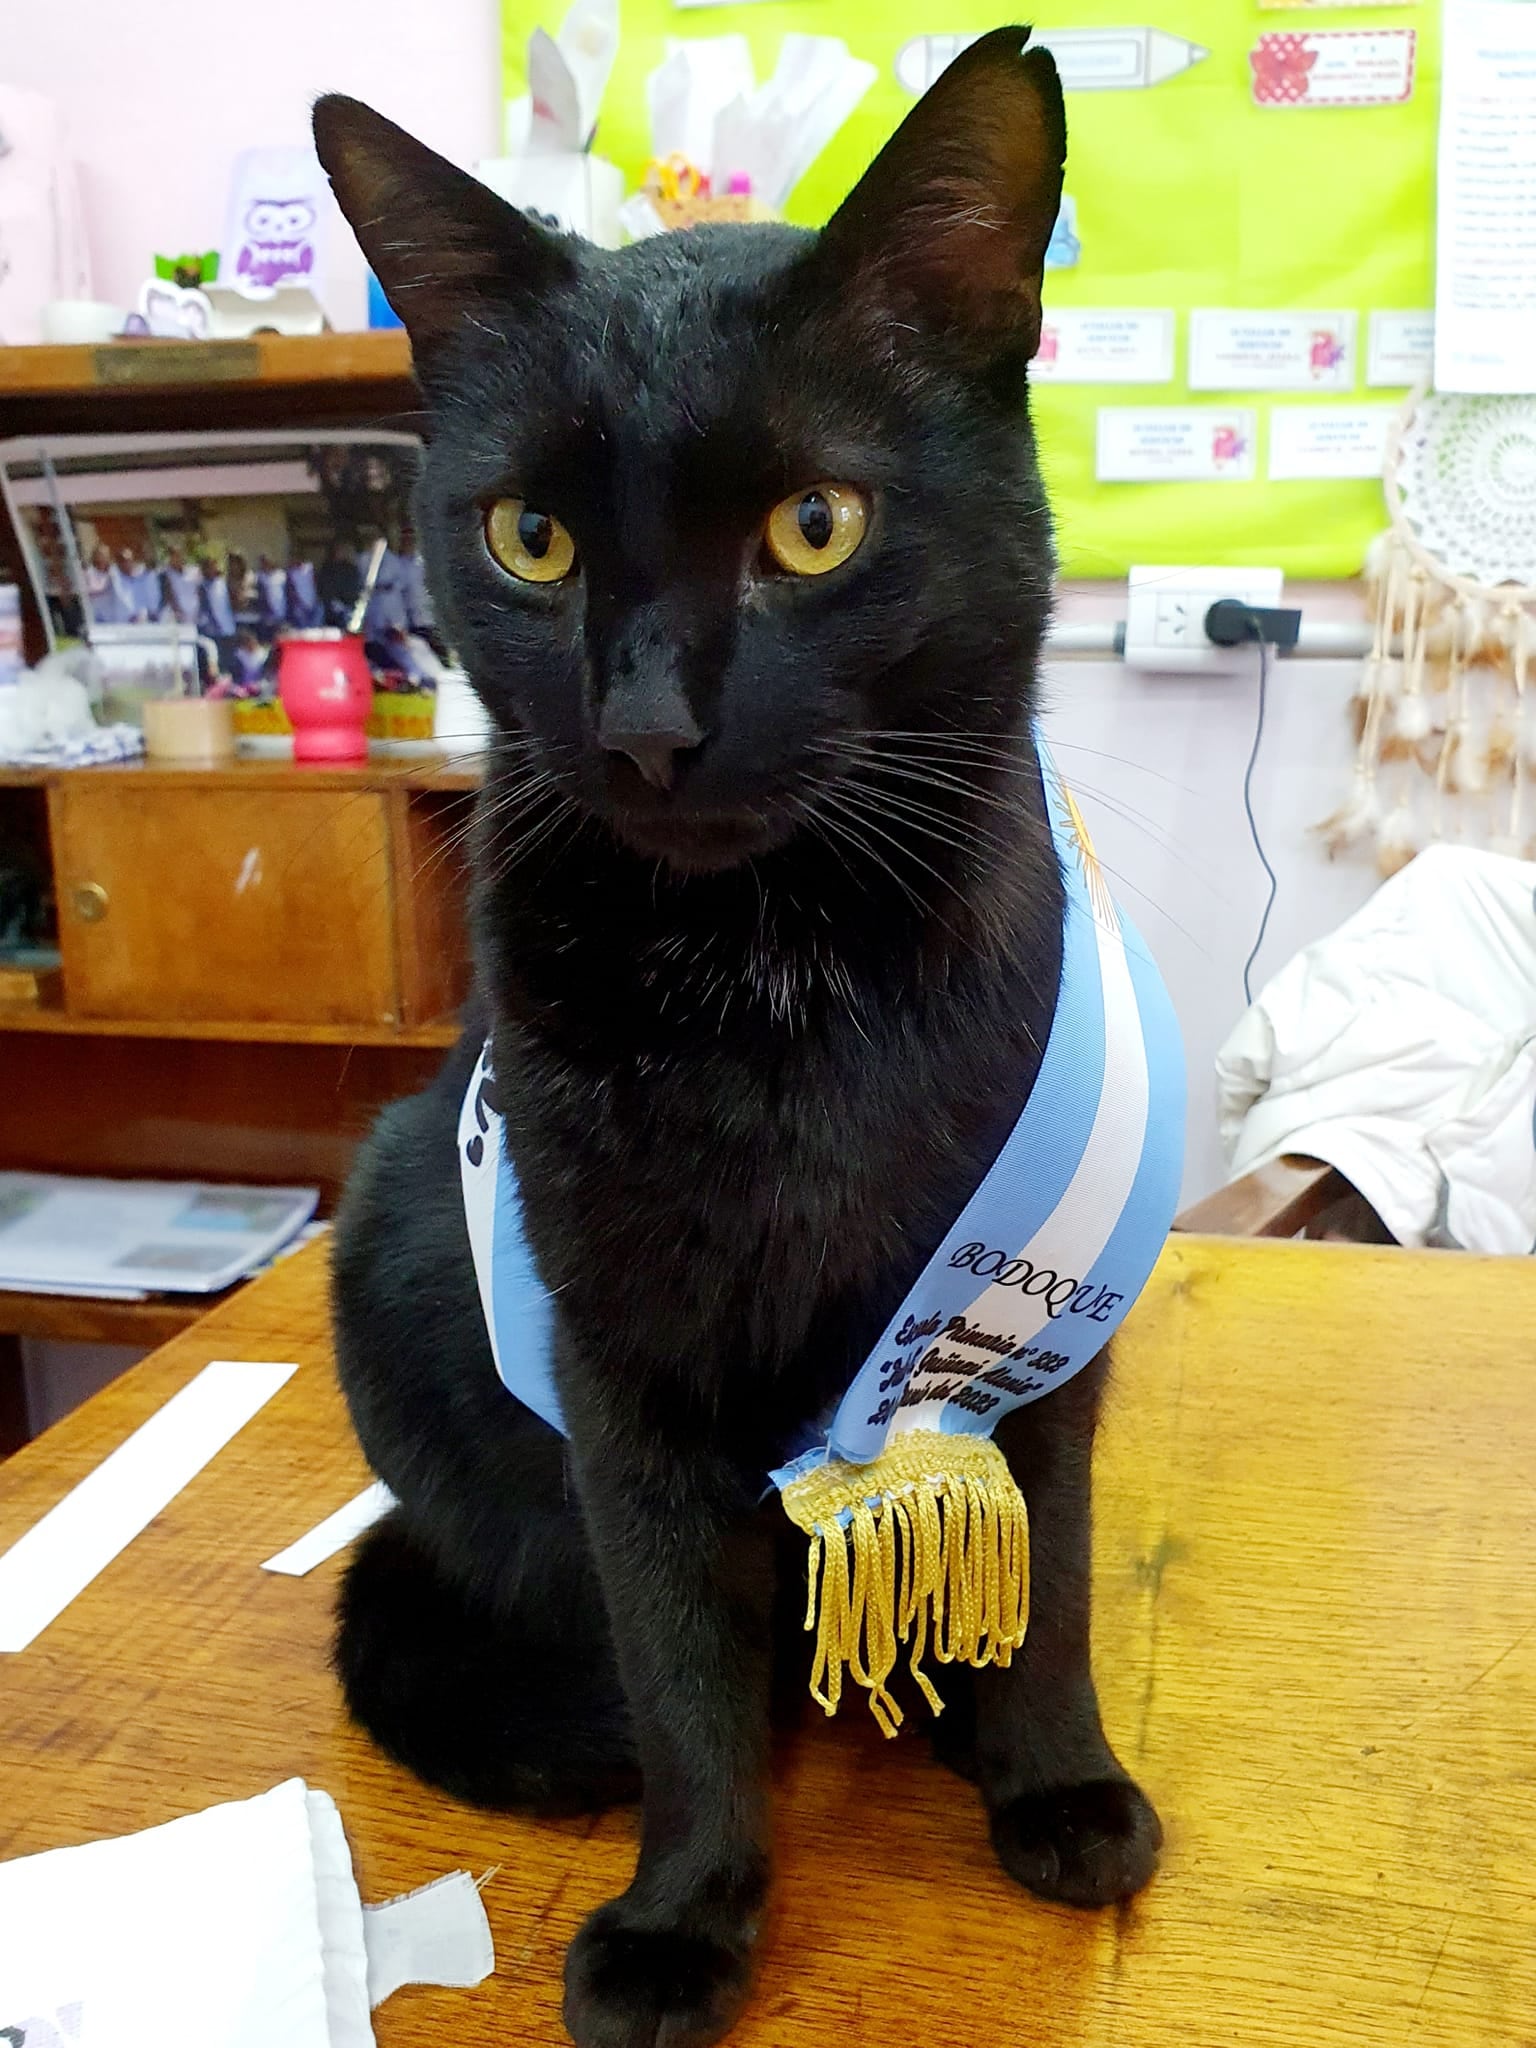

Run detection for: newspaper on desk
[[0, 1173, 318, 1300]]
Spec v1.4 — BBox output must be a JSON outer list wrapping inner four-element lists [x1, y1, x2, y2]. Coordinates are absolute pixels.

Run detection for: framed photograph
[[0, 429, 444, 742]]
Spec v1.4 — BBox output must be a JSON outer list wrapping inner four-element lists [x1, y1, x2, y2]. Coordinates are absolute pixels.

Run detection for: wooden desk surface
[[3, 1234, 1535, 2048]]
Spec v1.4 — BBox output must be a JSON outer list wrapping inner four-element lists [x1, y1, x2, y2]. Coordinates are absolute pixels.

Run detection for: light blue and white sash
[[458, 738, 1185, 1730]]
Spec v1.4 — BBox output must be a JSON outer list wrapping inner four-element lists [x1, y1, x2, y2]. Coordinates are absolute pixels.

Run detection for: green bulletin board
[[502, 2, 1441, 577]]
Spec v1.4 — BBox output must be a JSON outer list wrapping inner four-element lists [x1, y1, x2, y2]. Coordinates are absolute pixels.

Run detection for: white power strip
[[1122, 565, 1285, 675]]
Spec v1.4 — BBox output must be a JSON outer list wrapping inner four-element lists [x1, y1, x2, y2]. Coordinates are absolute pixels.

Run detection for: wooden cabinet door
[[51, 783, 399, 1026]]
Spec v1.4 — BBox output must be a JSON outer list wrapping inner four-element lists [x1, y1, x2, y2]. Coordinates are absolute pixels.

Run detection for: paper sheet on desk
[[0, 1779, 494, 2048], [0, 1360, 296, 1652], [262, 1480, 396, 1576]]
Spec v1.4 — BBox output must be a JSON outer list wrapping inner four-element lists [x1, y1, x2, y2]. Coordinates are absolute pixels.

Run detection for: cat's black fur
[[315, 30, 1160, 2047]]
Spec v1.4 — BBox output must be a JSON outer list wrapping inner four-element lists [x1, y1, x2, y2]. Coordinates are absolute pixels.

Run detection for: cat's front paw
[[989, 1776, 1162, 1907], [562, 1901, 755, 2048]]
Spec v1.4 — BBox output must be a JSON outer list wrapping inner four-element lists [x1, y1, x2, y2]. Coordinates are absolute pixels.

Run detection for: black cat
[[315, 29, 1161, 2048]]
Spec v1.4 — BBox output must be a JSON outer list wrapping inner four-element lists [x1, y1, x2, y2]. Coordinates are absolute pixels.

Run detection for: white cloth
[[1217, 845, 1536, 1252], [0, 1779, 494, 2048]]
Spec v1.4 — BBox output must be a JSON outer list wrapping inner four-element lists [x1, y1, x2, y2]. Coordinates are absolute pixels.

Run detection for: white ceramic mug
[[39, 299, 127, 344]]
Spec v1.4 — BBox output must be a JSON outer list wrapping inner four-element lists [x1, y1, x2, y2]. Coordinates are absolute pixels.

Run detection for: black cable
[[1241, 633, 1278, 1006]]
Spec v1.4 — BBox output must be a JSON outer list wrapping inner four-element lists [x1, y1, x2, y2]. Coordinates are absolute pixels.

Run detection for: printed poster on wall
[[1435, 0, 1536, 394]]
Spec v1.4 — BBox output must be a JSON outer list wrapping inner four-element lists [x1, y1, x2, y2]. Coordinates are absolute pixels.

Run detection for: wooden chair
[[1175, 1155, 1392, 1242]]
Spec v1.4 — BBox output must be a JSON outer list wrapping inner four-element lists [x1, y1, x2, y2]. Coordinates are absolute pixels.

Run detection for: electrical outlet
[[1124, 565, 1285, 674]]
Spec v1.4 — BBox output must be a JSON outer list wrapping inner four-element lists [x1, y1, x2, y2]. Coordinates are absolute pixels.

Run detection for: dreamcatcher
[[1324, 386, 1536, 875]]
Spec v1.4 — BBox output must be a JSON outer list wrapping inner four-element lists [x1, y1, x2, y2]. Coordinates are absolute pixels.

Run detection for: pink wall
[[5, 0, 501, 331]]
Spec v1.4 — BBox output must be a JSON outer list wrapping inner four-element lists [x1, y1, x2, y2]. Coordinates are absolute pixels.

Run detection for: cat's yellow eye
[[764, 483, 869, 577], [485, 498, 577, 584]]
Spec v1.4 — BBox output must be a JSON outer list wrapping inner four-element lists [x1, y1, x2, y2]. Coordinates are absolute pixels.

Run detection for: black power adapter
[[1204, 598, 1303, 651]]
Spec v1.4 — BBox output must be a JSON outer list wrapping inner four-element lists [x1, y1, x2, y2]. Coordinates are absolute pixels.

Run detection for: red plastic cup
[[278, 629, 373, 763]]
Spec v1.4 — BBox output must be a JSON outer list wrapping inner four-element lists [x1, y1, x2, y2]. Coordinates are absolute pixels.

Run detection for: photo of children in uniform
[[16, 439, 446, 724]]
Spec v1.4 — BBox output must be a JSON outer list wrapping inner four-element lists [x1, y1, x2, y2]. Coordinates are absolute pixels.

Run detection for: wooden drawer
[[50, 783, 399, 1026]]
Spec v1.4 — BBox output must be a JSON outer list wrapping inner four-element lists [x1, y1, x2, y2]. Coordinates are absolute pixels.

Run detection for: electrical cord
[[1204, 599, 1293, 1007], [1240, 634, 1277, 1006]]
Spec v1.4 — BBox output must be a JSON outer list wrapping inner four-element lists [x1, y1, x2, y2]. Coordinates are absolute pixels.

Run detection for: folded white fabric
[[1218, 844, 1536, 1251], [0, 1779, 493, 2048]]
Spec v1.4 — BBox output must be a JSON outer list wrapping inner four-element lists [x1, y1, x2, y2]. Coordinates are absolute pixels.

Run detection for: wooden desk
[[3, 1233, 1534, 2047]]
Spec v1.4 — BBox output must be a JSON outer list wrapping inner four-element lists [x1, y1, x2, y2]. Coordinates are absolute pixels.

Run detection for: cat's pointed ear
[[312, 95, 576, 363], [815, 26, 1065, 358]]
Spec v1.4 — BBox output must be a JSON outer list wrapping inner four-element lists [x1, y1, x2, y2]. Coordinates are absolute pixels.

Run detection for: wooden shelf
[[0, 330, 421, 439], [0, 330, 412, 403], [0, 1288, 222, 1347], [0, 1002, 459, 1048], [0, 753, 482, 793]]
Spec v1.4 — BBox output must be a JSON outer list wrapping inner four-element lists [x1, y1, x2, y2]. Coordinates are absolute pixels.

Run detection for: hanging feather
[[1318, 770, 1381, 857], [1376, 799, 1422, 877], [1327, 392, 1536, 875], [1395, 691, 1434, 742]]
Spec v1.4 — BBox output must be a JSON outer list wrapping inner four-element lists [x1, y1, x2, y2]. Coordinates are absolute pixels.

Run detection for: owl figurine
[[234, 198, 317, 290]]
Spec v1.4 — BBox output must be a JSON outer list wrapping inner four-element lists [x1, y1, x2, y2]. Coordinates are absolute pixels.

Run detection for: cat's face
[[316, 32, 1065, 874]]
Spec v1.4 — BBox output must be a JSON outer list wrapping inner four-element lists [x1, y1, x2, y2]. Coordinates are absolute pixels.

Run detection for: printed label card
[[1096, 408, 1257, 483], [1189, 310, 1356, 392], [1268, 405, 1397, 479], [1367, 310, 1434, 385], [1250, 29, 1417, 105], [1032, 309, 1175, 383]]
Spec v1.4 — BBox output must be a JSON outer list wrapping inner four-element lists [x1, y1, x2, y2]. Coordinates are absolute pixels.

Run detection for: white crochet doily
[[1392, 393, 1536, 587]]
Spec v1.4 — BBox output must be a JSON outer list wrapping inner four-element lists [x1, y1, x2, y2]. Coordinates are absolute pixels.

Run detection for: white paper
[[1032, 308, 1175, 383], [0, 1172, 317, 1298], [475, 151, 624, 248], [1435, 1, 1536, 394], [1027, 27, 1209, 91], [363, 1874, 495, 2005], [649, 37, 755, 168], [701, 36, 875, 206], [1268, 404, 1397, 478], [894, 27, 1208, 96], [1250, 27, 1417, 106], [0, 1360, 296, 1652], [1096, 408, 1257, 482], [516, 0, 618, 154], [1367, 309, 1434, 386], [527, 27, 583, 154], [1188, 309, 1355, 392], [262, 1481, 396, 1577]]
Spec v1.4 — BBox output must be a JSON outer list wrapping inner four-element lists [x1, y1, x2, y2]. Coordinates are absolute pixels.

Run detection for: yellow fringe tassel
[[779, 1431, 1030, 1739]]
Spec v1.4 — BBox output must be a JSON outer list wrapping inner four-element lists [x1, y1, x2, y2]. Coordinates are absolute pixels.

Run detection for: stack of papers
[[0, 1778, 494, 2047], [0, 1173, 319, 1300]]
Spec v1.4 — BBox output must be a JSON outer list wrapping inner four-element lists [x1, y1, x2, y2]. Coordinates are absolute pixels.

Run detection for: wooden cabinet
[[52, 782, 401, 1027], [3, 758, 477, 1041], [0, 758, 479, 1231]]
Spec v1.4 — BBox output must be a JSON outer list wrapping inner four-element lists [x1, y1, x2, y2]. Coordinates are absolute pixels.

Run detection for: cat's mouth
[[608, 807, 787, 873]]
